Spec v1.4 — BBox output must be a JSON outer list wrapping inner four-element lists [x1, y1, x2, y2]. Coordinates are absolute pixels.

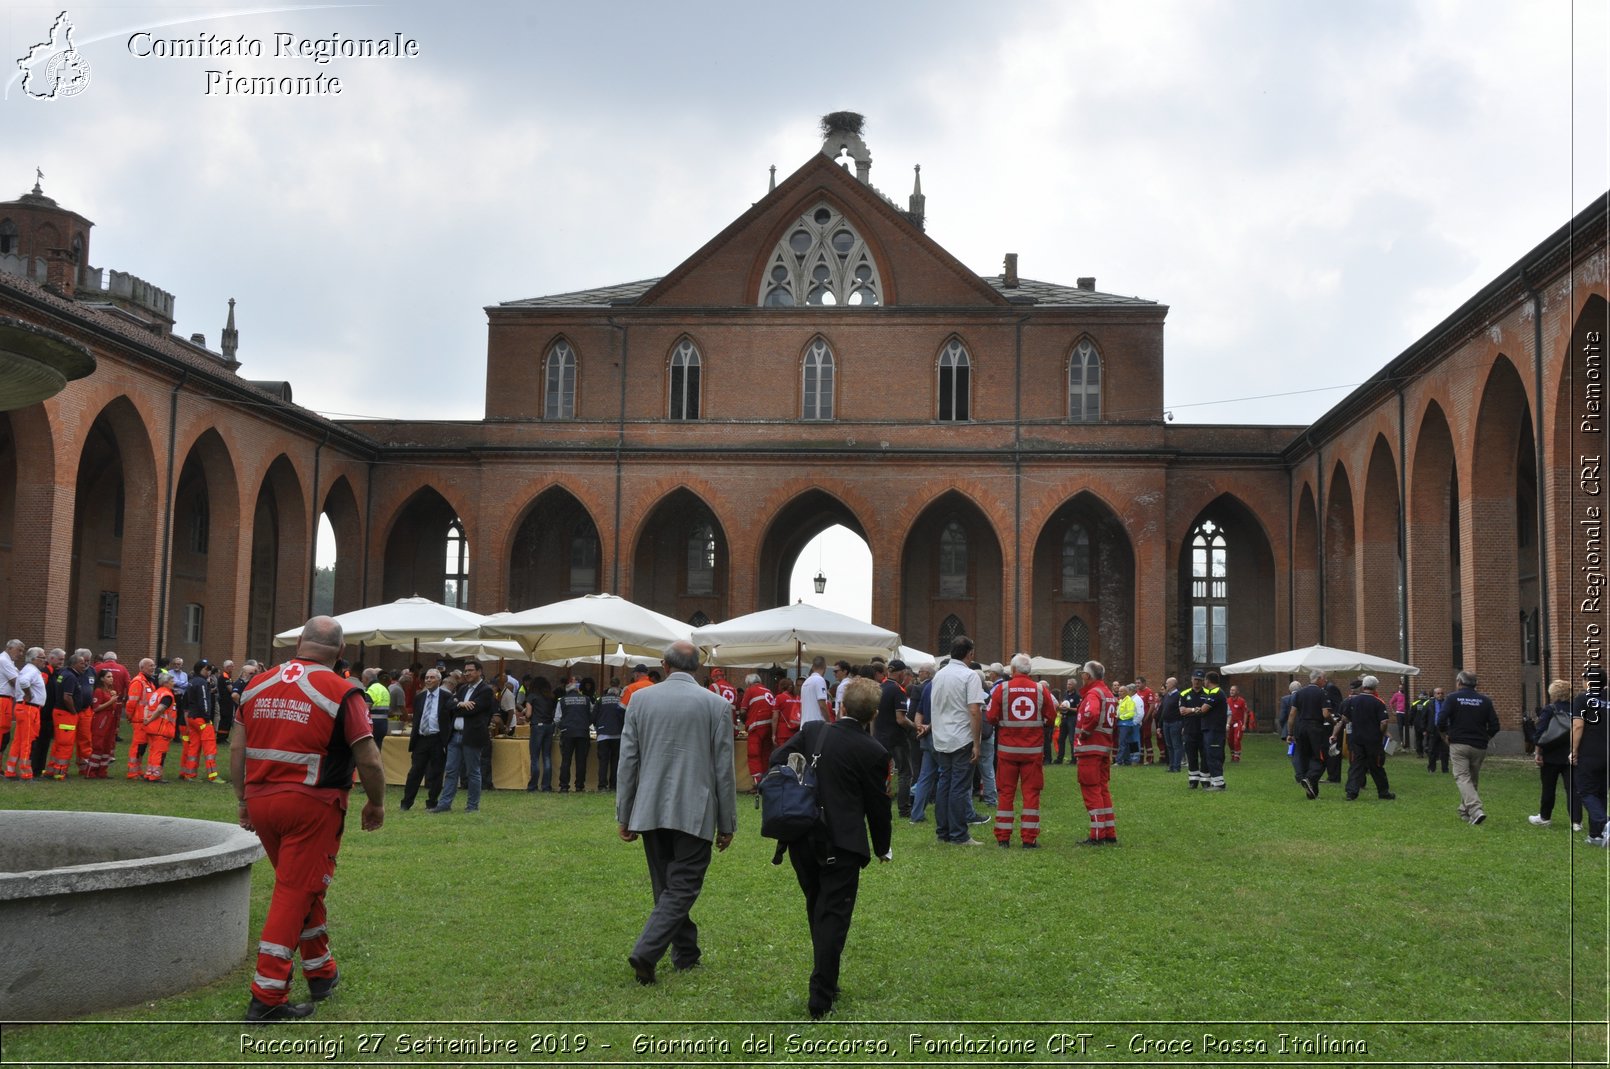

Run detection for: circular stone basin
[[0, 811, 264, 1020]]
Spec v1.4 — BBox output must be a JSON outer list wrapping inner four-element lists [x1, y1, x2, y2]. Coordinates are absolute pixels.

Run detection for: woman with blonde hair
[[1530, 678, 1581, 830]]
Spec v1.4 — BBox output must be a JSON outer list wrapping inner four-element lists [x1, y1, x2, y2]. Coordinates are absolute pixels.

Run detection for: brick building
[[1, 118, 1603, 738]]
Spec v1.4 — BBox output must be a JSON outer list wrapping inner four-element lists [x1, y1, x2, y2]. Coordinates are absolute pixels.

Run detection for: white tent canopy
[[477, 593, 692, 663], [1028, 655, 1083, 678], [896, 645, 936, 671], [1220, 643, 1420, 677], [272, 596, 485, 649], [693, 602, 899, 666]]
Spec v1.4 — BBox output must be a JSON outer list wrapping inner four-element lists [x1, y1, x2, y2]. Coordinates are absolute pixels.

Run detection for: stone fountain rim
[[0, 810, 264, 901]]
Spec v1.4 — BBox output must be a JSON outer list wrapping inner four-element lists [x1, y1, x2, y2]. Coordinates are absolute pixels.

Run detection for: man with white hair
[[738, 672, 776, 788], [6, 647, 46, 780], [1333, 675, 1394, 801], [46, 649, 93, 779], [0, 639, 23, 754], [985, 653, 1056, 848], [1073, 660, 1119, 845]]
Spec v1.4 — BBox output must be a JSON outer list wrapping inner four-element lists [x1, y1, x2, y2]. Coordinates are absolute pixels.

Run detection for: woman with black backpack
[[1530, 679, 1581, 830]]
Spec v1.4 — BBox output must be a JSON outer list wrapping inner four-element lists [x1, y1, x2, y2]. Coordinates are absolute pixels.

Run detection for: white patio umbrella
[[272, 596, 485, 649], [1028, 655, 1084, 678], [414, 612, 525, 662], [693, 602, 899, 671], [477, 593, 692, 663], [897, 645, 937, 671], [1219, 643, 1419, 677]]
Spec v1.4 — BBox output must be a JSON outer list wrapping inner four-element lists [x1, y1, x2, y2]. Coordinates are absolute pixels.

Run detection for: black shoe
[[1345, 793, 1358, 801], [244, 997, 315, 1022], [628, 955, 656, 985], [1101, 838, 1119, 846], [1473, 813, 1486, 825], [1379, 792, 1396, 800], [809, 999, 835, 1020], [996, 839, 1011, 849], [672, 957, 701, 972], [307, 971, 340, 1001], [1021, 841, 1039, 849], [1075, 837, 1100, 847]]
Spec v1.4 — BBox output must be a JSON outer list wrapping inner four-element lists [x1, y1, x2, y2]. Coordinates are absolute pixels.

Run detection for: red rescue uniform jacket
[[1074, 680, 1117, 758], [986, 674, 1057, 759]]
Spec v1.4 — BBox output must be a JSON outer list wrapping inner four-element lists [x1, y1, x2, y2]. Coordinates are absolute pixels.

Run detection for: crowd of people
[[2, 624, 1605, 1023]]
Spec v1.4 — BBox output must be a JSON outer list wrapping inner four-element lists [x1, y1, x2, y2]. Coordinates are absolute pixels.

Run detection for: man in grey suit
[[616, 640, 737, 985]]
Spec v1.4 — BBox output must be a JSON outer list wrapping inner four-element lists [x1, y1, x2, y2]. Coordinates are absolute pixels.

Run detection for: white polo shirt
[[798, 671, 830, 725], [929, 659, 985, 754]]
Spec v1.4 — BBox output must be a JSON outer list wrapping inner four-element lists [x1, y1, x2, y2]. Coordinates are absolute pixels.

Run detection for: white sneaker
[[1586, 836, 1609, 848], [1573, 823, 1583, 832], [1528, 814, 1552, 826]]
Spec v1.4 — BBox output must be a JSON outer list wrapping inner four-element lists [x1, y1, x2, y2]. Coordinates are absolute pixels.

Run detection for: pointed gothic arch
[[245, 455, 309, 663], [901, 490, 1004, 658], [66, 397, 159, 653], [167, 429, 240, 657], [1408, 401, 1458, 689], [1031, 491, 1135, 678], [508, 486, 602, 608], [631, 487, 728, 623], [1360, 435, 1403, 660]]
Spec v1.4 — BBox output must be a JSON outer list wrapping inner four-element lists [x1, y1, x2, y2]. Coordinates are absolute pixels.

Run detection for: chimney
[[190, 332, 206, 346], [1003, 253, 1018, 288], [1077, 276, 1096, 291]]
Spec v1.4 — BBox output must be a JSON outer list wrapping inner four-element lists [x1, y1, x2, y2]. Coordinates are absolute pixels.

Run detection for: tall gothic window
[[1061, 523, 1090, 599], [444, 520, 469, 608], [687, 523, 716, 595], [760, 203, 882, 307], [937, 338, 971, 422], [669, 339, 701, 420], [939, 521, 967, 597], [1061, 615, 1090, 664], [937, 614, 966, 652], [1069, 339, 1102, 422], [570, 519, 598, 592], [544, 340, 576, 420], [189, 488, 210, 554], [803, 339, 835, 420], [1190, 519, 1228, 664]]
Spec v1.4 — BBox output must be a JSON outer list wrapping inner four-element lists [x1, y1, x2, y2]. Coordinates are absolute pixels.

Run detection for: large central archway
[[166, 430, 240, 659], [900, 490, 1003, 657], [508, 486, 601, 609], [631, 488, 728, 625], [1031, 491, 1134, 677], [757, 489, 869, 610], [66, 398, 158, 653]]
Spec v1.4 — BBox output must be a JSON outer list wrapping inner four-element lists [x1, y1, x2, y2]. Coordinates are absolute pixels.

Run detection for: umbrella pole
[[795, 640, 802, 683], [598, 638, 605, 695]]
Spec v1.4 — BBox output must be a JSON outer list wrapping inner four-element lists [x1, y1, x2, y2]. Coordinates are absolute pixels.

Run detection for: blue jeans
[[527, 722, 554, 790], [436, 731, 482, 811], [1164, 721, 1184, 772], [978, 733, 997, 807], [1117, 721, 1140, 764], [909, 735, 938, 820], [934, 745, 975, 843]]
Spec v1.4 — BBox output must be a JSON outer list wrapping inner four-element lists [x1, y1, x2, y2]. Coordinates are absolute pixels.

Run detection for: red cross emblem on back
[[281, 663, 305, 684]]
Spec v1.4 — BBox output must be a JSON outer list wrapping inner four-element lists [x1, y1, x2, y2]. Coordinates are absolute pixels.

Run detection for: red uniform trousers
[[1228, 721, 1244, 761], [142, 735, 173, 780], [179, 718, 220, 780], [247, 791, 344, 1005], [745, 729, 772, 785], [46, 709, 85, 777], [1076, 754, 1116, 841], [994, 754, 1045, 844], [1140, 718, 1156, 764], [90, 706, 119, 776], [4, 702, 39, 779]]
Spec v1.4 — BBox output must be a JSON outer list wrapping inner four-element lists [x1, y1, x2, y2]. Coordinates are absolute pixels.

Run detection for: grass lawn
[[1, 739, 1605, 1067]]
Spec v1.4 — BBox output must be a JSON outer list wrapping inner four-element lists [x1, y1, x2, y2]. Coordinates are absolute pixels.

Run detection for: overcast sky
[[6, 0, 1606, 621]]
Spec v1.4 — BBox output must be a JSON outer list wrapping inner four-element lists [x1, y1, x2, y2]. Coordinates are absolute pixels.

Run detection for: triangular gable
[[636, 153, 1009, 308]]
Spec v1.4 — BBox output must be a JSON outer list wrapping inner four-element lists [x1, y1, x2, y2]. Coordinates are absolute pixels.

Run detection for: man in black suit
[[770, 675, 892, 1020], [430, 660, 495, 814], [401, 667, 448, 811]]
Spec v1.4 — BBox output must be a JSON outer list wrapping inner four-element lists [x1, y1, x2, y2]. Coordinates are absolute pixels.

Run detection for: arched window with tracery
[[803, 339, 835, 420], [937, 338, 971, 422], [687, 523, 716, 595], [1069, 339, 1102, 422], [937, 614, 967, 652], [1061, 523, 1090, 599], [570, 518, 598, 592], [939, 520, 967, 597], [669, 339, 701, 420], [761, 203, 882, 307], [1061, 616, 1090, 664], [1190, 518, 1228, 664], [445, 520, 470, 608], [544, 340, 576, 420]]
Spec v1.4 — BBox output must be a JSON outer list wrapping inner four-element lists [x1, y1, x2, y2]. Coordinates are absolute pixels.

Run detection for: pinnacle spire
[[768, 164, 776, 193], [221, 297, 239, 362]]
